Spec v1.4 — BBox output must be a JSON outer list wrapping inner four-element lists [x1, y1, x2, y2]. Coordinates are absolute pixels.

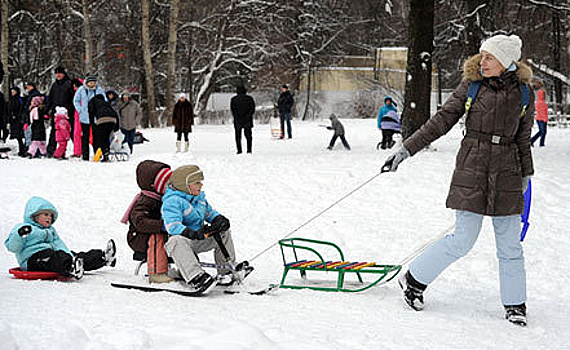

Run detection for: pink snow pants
[[54, 141, 68, 158], [28, 141, 47, 156]]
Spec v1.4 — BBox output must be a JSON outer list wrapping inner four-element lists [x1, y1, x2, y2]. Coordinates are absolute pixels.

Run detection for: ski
[[111, 281, 207, 297], [110, 281, 278, 297], [221, 283, 279, 296]]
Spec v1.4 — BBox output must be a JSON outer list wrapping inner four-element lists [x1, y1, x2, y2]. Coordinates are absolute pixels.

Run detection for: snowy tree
[[142, 0, 158, 127], [164, 0, 180, 125], [180, 0, 278, 120], [1, 0, 8, 99]]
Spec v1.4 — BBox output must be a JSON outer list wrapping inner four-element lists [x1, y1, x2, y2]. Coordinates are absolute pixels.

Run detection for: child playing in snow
[[326, 114, 351, 150], [27, 95, 48, 158], [4, 196, 117, 279], [379, 109, 401, 150], [121, 160, 173, 284], [377, 96, 400, 149], [53, 107, 71, 159], [161, 165, 251, 293]]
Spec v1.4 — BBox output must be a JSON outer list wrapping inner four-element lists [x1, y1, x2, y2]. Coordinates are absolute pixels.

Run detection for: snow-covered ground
[[1, 119, 569, 349]]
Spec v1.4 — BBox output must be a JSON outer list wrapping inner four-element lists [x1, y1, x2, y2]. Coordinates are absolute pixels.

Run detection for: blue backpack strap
[[464, 81, 482, 118], [519, 84, 530, 117]]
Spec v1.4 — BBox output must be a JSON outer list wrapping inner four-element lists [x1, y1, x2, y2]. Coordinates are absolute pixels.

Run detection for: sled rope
[[248, 170, 386, 262], [397, 224, 455, 266]]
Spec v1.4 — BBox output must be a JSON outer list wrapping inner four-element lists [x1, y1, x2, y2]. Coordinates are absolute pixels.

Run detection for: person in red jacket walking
[[530, 83, 549, 147]]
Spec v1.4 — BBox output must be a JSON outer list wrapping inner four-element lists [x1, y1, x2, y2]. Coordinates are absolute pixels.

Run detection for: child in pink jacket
[[53, 107, 71, 159]]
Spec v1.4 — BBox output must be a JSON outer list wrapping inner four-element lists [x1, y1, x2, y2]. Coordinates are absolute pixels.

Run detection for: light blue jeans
[[410, 210, 526, 306]]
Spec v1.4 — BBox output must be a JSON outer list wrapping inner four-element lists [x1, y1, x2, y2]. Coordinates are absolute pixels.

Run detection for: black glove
[[18, 225, 32, 237], [180, 227, 207, 240], [211, 215, 230, 232], [327, 126, 332, 130]]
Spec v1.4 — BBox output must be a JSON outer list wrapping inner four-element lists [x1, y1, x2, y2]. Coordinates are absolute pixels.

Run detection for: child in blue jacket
[[4, 196, 117, 279], [162, 165, 250, 293]]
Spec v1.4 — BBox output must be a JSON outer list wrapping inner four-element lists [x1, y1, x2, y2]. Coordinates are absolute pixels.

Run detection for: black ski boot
[[398, 270, 427, 311], [104, 239, 117, 267], [188, 272, 216, 294], [505, 303, 527, 326], [70, 256, 84, 280]]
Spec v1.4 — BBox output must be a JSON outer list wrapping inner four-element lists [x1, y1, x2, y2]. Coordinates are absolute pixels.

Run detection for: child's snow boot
[[188, 271, 216, 294], [505, 304, 527, 326], [149, 273, 174, 284], [70, 256, 84, 280], [104, 239, 117, 267], [176, 141, 181, 153], [398, 270, 426, 311], [184, 141, 189, 152]]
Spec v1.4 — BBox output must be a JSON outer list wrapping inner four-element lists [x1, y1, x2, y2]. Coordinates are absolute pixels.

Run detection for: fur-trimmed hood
[[462, 54, 533, 84]]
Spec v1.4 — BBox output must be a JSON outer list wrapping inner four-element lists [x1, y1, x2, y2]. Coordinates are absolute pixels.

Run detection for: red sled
[[8, 267, 71, 281]]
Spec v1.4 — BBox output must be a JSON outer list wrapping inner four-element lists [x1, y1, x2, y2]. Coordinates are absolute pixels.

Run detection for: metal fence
[[547, 103, 570, 127]]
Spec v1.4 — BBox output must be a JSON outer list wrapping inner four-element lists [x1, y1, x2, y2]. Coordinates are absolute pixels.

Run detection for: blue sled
[[520, 179, 532, 241]]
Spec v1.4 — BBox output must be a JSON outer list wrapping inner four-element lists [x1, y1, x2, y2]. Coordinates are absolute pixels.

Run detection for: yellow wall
[[300, 48, 438, 92]]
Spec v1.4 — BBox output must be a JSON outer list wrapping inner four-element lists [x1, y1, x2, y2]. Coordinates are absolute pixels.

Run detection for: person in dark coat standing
[[88, 94, 119, 161], [172, 93, 194, 153], [8, 87, 26, 156], [277, 84, 294, 139], [118, 91, 142, 154], [23, 82, 40, 124], [46, 66, 75, 157], [384, 35, 534, 326], [230, 85, 255, 154]]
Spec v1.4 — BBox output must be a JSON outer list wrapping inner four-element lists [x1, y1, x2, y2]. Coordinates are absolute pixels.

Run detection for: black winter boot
[[188, 272, 216, 294], [398, 270, 427, 311], [505, 303, 527, 326]]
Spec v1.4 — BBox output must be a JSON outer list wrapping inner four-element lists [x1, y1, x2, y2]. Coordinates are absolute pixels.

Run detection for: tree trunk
[[552, 10, 563, 111], [465, 0, 486, 56], [301, 58, 312, 121], [401, 0, 434, 139], [165, 0, 180, 126], [82, 0, 93, 73], [142, 0, 158, 127], [1, 0, 9, 99]]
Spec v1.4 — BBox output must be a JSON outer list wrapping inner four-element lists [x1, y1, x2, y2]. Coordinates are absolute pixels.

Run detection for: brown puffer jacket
[[126, 160, 170, 253], [172, 100, 194, 133], [403, 54, 534, 216]]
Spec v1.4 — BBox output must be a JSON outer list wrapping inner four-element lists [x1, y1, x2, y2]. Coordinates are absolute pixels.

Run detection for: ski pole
[[212, 232, 232, 264], [248, 168, 391, 263]]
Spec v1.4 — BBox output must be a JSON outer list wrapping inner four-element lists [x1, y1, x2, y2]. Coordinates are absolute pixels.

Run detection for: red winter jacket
[[534, 89, 548, 122]]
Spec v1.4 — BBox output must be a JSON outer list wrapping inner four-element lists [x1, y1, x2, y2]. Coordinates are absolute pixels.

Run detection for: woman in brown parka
[[172, 93, 194, 152], [384, 35, 534, 326]]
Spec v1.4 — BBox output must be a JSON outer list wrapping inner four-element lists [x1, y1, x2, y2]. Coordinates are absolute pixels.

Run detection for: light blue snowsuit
[[4, 197, 71, 270]]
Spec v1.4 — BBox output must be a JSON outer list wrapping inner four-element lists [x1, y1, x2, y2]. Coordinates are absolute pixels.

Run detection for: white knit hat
[[479, 34, 522, 69], [177, 93, 187, 101]]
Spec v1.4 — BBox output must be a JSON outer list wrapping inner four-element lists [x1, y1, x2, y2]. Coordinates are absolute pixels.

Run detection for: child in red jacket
[[53, 107, 71, 159]]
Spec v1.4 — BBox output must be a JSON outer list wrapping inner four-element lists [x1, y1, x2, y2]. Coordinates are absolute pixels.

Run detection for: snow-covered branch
[[528, 59, 570, 86]]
